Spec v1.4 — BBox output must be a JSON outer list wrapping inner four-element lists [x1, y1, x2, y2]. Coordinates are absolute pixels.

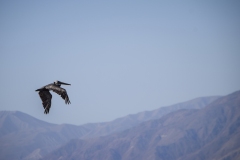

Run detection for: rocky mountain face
[[43, 91, 240, 160], [0, 96, 220, 160]]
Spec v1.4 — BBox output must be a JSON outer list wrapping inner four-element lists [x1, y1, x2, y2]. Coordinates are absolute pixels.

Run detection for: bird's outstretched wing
[[39, 90, 52, 114], [51, 87, 71, 104], [44, 84, 71, 104]]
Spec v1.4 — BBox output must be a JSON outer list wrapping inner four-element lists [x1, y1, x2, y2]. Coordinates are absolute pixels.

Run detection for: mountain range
[[1, 92, 239, 160], [43, 91, 240, 160]]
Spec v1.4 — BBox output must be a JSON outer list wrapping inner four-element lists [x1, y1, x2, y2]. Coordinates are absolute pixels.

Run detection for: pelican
[[35, 80, 71, 114]]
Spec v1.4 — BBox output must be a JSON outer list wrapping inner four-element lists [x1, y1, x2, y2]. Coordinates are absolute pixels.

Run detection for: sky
[[0, 0, 240, 125]]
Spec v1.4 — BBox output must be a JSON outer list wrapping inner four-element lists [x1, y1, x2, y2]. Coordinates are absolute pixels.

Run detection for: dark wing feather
[[47, 85, 71, 104], [39, 90, 52, 114]]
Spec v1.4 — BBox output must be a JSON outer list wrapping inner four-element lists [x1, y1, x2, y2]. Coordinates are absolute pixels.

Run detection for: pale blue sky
[[1, 0, 240, 125]]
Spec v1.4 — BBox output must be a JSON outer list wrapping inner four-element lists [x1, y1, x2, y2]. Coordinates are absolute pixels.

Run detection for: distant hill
[[0, 111, 91, 160], [43, 91, 240, 160], [81, 96, 220, 138], [0, 96, 220, 160]]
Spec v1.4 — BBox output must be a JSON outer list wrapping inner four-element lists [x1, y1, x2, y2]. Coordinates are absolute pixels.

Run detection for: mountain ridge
[[0, 95, 221, 159], [80, 96, 220, 138], [43, 91, 240, 160]]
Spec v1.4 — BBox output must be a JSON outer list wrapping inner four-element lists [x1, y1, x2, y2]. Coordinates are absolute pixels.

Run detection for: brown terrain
[[43, 91, 240, 160]]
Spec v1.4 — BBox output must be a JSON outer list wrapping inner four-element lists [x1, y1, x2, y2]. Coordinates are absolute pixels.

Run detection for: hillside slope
[[0, 111, 90, 160], [0, 96, 219, 160], [43, 91, 240, 160], [81, 96, 220, 138]]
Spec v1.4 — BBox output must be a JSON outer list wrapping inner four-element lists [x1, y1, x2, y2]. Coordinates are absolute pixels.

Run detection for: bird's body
[[36, 80, 71, 114]]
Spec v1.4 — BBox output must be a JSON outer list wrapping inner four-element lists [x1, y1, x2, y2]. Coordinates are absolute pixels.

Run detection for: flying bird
[[35, 80, 71, 114]]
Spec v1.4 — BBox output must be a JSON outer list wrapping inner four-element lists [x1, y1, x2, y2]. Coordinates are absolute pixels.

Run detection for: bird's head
[[54, 80, 71, 85]]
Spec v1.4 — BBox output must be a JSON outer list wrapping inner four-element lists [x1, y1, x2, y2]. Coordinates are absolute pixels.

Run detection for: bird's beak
[[59, 81, 71, 85]]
